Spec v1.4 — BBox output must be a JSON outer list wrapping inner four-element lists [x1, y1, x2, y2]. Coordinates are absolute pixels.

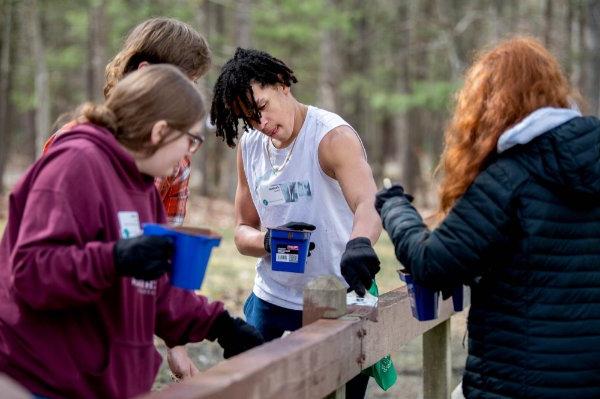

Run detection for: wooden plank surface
[[141, 318, 363, 399], [139, 285, 466, 399]]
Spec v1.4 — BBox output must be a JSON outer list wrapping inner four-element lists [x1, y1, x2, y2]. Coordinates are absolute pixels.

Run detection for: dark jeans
[[244, 293, 370, 399]]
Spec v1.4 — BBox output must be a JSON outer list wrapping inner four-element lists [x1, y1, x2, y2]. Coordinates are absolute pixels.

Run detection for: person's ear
[[150, 120, 169, 145], [281, 84, 290, 95], [137, 61, 151, 70]]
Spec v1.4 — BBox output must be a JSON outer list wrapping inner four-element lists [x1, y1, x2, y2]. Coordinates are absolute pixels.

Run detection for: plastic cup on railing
[[398, 270, 439, 321], [269, 227, 312, 273], [142, 224, 221, 290], [451, 285, 465, 312]]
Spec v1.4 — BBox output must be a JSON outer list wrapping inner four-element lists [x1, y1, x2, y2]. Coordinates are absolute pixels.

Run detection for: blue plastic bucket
[[269, 228, 311, 273], [143, 224, 221, 290], [452, 285, 464, 312], [398, 271, 439, 321]]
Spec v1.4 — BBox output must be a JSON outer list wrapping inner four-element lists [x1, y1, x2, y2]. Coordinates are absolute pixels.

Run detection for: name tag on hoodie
[[117, 211, 142, 238]]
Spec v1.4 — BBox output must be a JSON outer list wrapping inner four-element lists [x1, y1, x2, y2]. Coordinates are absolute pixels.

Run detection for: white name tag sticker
[[258, 183, 286, 206], [117, 211, 143, 238]]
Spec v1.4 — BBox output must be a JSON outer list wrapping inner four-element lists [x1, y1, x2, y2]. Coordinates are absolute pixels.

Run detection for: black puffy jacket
[[380, 116, 600, 399]]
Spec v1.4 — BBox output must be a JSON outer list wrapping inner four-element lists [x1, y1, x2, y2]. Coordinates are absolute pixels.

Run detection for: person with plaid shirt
[[41, 17, 210, 381]]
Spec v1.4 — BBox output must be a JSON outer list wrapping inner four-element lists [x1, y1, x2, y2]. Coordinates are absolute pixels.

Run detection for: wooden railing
[[141, 276, 467, 399]]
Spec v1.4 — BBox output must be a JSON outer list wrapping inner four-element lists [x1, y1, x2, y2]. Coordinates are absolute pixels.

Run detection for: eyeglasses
[[186, 132, 205, 153]]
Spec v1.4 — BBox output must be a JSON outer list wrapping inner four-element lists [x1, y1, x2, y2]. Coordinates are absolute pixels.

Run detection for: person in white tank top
[[210, 48, 382, 399]]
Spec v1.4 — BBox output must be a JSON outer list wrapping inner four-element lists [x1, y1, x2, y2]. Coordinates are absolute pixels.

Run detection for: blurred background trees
[[0, 0, 598, 208]]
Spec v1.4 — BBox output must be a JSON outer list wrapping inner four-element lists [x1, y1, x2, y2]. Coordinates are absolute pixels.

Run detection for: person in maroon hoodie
[[0, 64, 263, 399]]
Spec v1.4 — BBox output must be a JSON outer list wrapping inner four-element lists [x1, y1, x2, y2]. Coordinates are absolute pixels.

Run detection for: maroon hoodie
[[0, 123, 224, 398]]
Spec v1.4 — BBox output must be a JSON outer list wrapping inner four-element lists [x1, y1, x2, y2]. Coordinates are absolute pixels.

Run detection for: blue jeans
[[243, 293, 370, 399], [243, 292, 303, 342]]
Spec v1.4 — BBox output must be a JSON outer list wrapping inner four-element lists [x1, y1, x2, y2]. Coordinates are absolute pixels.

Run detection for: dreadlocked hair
[[210, 47, 298, 147]]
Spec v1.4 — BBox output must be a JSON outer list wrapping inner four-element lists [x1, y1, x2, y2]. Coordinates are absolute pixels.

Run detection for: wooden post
[[303, 276, 347, 399], [423, 318, 451, 399]]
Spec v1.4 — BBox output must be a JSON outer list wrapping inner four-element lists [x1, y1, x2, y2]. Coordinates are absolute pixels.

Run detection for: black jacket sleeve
[[380, 161, 528, 291]]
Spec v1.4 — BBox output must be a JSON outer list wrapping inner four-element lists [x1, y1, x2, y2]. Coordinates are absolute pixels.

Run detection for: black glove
[[208, 311, 264, 359], [375, 184, 414, 215], [277, 222, 316, 231], [264, 222, 317, 256], [340, 237, 380, 297], [441, 287, 454, 300], [113, 235, 173, 281]]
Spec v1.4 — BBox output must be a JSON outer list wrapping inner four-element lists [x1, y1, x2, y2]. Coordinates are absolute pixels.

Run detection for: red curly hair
[[437, 36, 574, 215]]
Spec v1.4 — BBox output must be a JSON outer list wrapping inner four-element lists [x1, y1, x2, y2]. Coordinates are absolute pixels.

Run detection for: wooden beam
[[423, 319, 451, 399], [139, 285, 465, 399], [142, 318, 363, 399]]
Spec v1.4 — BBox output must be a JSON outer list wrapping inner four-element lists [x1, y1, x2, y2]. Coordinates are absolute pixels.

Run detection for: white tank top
[[241, 106, 360, 310]]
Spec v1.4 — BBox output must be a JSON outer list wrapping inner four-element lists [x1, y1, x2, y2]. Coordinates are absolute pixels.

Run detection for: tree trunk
[[507, 0, 520, 32], [543, 0, 554, 47], [194, 0, 230, 199], [202, 1, 233, 199], [394, 1, 415, 193], [212, 0, 253, 200], [235, 0, 251, 48], [194, 0, 210, 197], [489, 0, 504, 41], [565, 0, 574, 77], [575, 0, 587, 95], [27, 0, 49, 159], [397, 0, 428, 199], [86, 0, 107, 101], [318, 0, 340, 112], [379, 113, 394, 162], [343, 1, 380, 177], [0, 0, 15, 194], [584, 0, 600, 114]]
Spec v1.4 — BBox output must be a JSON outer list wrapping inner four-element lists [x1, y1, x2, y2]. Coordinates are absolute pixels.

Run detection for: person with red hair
[[375, 36, 600, 398]]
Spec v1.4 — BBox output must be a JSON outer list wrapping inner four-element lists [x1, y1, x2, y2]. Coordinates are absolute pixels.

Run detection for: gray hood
[[497, 107, 581, 153]]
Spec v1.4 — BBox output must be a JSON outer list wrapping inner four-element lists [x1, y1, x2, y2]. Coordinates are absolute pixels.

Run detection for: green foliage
[[251, 0, 356, 104], [371, 80, 460, 113], [47, 46, 83, 71], [253, 0, 327, 43], [2, 0, 586, 196]]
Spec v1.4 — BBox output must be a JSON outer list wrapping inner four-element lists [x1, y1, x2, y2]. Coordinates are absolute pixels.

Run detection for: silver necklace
[[264, 134, 299, 174]]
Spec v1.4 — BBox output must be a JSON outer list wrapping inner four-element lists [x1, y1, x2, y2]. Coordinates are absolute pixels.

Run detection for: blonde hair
[[104, 17, 211, 98], [80, 64, 204, 154]]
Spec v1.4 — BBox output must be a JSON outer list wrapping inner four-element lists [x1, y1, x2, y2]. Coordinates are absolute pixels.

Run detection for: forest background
[[1, 1, 600, 397], [2, 0, 600, 204]]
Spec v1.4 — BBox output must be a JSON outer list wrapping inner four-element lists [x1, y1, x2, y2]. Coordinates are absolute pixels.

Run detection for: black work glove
[[113, 235, 173, 281], [441, 287, 454, 300], [264, 222, 317, 256], [375, 184, 414, 215], [340, 237, 380, 297], [208, 311, 264, 359]]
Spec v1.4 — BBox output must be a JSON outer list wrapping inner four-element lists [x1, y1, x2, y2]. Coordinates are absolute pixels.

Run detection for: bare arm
[[167, 345, 199, 380], [234, 144, 268, 257], [319, 125, 382, 245]]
